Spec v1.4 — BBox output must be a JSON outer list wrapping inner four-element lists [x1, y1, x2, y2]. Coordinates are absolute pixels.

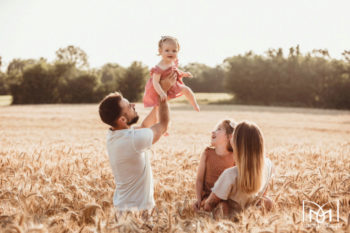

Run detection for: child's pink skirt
[[143, 65, 184, 107]]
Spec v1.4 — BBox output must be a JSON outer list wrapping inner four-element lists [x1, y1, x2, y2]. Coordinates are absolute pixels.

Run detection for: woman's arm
[[203, 192, 221, 211], [194, 151, 207, 210], [152, 73, 167, 101]]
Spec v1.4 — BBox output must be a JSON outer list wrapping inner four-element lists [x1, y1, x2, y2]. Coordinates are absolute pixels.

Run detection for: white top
[[212, 157, 273, 209], [106, 128, 154, 211]]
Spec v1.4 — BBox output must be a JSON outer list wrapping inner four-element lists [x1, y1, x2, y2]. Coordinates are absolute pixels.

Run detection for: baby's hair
[[219, 119, 237, 152], [158, 36, 180, 53]]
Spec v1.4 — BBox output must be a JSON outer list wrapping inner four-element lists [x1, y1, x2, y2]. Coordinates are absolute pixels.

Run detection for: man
[[98, 73, 176, 212]]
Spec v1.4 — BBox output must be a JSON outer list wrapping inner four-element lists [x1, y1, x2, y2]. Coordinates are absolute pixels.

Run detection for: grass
[[0, 95, 12, 106], [0, 103, 350, 232], [0, 93, 232, 107], [171, 92, 233, 105]]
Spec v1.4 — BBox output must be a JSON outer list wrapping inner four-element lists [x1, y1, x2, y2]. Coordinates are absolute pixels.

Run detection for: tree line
[[0, 46, 147, 104], [0, 45, 349, 109]]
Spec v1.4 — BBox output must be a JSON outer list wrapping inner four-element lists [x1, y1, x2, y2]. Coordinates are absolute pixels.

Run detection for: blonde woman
[[202, 121, 274, 215]]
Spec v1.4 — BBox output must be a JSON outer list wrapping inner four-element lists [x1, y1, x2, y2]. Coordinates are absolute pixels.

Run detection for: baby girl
[[143, 36, 200, 115]]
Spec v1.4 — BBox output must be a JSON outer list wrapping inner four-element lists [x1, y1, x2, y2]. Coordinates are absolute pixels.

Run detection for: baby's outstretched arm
[[184, 72, 193, 78], [152, 73, 167, 101], [181, 70, 193, 78]]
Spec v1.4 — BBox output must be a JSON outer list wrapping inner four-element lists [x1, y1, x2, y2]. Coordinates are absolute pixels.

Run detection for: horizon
[[1, 0, 349, 70]]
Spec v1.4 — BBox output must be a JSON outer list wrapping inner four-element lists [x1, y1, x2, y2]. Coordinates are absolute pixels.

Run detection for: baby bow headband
[[161, 36, 176, 41]]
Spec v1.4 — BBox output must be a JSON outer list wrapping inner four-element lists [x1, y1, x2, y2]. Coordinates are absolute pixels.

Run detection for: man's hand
[[150, 98, 169, 144], [160, 71, 177, 92], [159, 92, 167, 102]]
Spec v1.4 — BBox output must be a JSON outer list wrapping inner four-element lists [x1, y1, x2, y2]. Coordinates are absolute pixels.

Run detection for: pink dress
[[143, 62, 185, 107]]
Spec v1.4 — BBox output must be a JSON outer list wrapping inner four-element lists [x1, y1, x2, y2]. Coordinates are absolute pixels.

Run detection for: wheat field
[[0, 103, 349, 233]]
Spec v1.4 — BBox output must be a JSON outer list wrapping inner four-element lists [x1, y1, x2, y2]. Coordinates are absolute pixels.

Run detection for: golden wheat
[[0, 103, 349, 232]]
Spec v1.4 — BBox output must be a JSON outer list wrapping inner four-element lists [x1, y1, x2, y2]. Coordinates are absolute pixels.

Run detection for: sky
[[0, 0, 349, 70]]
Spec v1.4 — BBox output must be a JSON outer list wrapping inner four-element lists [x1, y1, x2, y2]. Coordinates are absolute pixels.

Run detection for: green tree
[[6, 59, 36, 87], [118, 61, 148, 102], [54, 62, 80, 102], [0, 71, 8, 95], [0, 56, 8, 94], [182, 63, 225, 92], [99, 63, 125, 93], [224, 46, 350, 109], [11, 61, 60, 104], [60, 73, 99, 103], [55, 45, 89, 69]]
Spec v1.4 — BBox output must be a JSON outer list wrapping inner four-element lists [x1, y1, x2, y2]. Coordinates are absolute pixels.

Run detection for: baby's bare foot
[[194, 104, 200, 112]]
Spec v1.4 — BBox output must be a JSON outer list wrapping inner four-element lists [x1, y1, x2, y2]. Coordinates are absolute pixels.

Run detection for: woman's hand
[[202, 200, 212, 211], [201, 193, 221, 212]]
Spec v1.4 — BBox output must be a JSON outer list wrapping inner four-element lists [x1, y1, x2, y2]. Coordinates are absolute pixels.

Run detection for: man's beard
[[127, 116, 139, 126]]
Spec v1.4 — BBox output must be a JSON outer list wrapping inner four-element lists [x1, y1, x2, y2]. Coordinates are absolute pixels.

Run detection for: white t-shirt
[[212, 157, 273, 209], [106, 127, 154, 211]]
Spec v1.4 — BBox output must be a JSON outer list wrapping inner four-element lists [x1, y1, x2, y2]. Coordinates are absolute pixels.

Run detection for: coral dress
[[143, 61, 185, 107], [202, 147, 235, 199]]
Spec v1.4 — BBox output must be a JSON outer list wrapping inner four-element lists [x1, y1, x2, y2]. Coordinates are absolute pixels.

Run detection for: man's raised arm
[[148, 71, 177, 143], [140, 71, 177, 129], [150, 97, 169, 144]]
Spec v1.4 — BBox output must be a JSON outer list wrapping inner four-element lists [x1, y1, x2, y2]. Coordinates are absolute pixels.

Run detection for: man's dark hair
[[99, 92, 123, 127]]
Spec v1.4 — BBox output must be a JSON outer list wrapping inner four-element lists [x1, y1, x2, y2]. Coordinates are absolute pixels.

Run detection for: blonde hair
[[158, 36, 180, 54], [219, 119, 236, 152], [232, 121, 264, 194]]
